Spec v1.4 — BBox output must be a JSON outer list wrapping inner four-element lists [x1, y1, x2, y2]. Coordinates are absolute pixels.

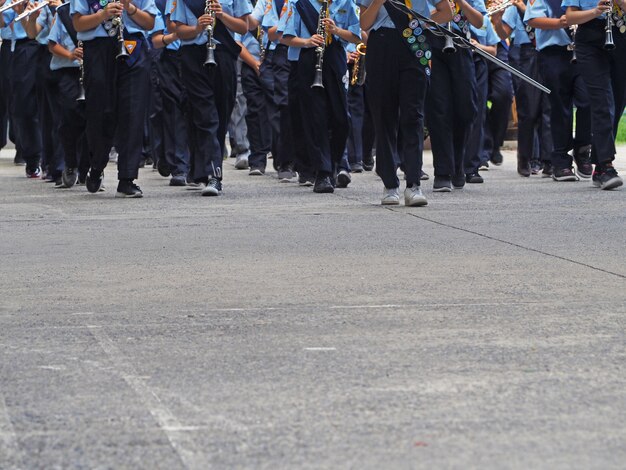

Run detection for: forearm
[[431, 1, 454, 24], [219, 13, 248, 34], [475, 43, 496, 55], [175, 21, 203, 40], [268, 26, 280, 42], [458, 0, 484, 28], [127, 4, 154, 30], [24, 19, 41, 39], [360, 3, 382, 31], [247, 15, 260, 30], [566, 7, 600, 25], [49, 41, 73, 60], [527, 17, 563, 30], [281, 35, 309, 48], [152, 32, 176, 48], [334, 28, 360, 44], [73, 11, 107, 32], [238, 43, 258, 68]]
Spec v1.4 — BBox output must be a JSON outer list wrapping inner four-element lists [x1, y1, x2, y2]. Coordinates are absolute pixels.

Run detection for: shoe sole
[[249, 170, 264, 176], [169, 180, 187, 187], [201, 188, 220, 196], [299, 182, 314, 187], [313, 188, 334, 194], [432, 185, 452, 192], [381, 199, 400, 205], [552, 176, 578, 182], [600, 177, 624, 190], [405, 198, 428, 207], [115, 192, 143, 198], [576, 170, 592, 180]]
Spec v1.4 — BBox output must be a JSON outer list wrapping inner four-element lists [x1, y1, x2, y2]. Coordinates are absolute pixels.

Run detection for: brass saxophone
[[350, 42, 366, 87], [204, 0, 217, 66], [311, 0, 328, 89]]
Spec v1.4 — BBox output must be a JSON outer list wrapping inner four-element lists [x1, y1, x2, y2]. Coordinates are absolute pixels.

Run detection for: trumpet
[[14, 1, 49, 22], [0, 0, 28, 14], [77, 40, 86, 102], [350, 42, 366, 87], [605, 0, 615, 50], [111, 1, 129, 60], [485, 0, 512, 16], [311, 0, 328, 89], [204, 0, 217, 67]]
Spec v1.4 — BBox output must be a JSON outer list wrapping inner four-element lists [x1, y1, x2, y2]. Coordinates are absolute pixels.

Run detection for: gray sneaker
[[277, 169, 295, 182], [235, 155, 249, 170], [404, 185, 428, 207], [381, 187, 400, 205]]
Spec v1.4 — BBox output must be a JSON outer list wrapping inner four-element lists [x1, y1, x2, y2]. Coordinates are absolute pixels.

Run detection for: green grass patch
[[617, 116, 626, 144]]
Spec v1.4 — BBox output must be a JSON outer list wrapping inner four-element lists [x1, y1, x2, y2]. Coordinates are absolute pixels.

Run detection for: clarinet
[[112, 1, 130, 60], [77, 40, 86, 102], [258, 26, 266, 63], [311, 0, 328, 89], [568, 25, 577, 64], [204, 0, 217, 66], [605, 0, 616, 50]]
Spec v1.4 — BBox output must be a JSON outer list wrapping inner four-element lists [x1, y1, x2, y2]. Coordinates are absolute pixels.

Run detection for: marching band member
[[249, 0, 296, 180], [279, 0, 361, 193], [525, 0, 592, 181], [427, 0, 485, 192], [47, 1, 90, 188], [564, 0, 625, 190], [492, 0, 553, 177], [464, 8, 500, 183], [172, 0, 251, 196], [1, 0, 43, 177], [360, 0, 452, 205], [71, 0, 157, 197]]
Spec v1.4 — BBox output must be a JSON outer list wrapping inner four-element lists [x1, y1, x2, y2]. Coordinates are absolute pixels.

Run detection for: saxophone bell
[[350, 42, 367, 87]]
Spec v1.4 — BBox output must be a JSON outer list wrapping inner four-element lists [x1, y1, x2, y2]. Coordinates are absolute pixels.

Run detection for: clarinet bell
[[76, 85, 86, 102], [311, 69, 324, 89], [204, 47, 217, 67], [116, 42, 130, 61], [443, 35, 456, 54], [605, 28, 615, 50]]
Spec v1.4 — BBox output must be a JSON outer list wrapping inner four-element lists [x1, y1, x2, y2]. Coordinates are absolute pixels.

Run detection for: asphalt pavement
[[1, 148, 625, 469]]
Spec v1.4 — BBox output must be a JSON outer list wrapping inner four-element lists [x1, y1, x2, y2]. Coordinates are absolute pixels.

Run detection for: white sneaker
[[186, 182, 206, 191], [381, 187, 400, 205], [404, 185, 428, 207], [108, 147, 118, 163], [234, 155, 249, 170]]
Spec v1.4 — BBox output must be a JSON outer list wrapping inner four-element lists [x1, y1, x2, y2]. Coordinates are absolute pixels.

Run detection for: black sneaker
[[313, 175, 334, 193], [157, 158, 171, 177], [14, 154, 26, 166], [541, 163, 553, 178], [363, 156, 374, 171], [433, 176, 452, 192], [336, 170, 351, 188], [552, 167, 578, 182], [530, 161, 542, 175], [574, 146, 593, 179], [490, 151, 503, 166], [77, 173, 87, 185], [25, 166, 41, 179], [86, 170, 103, 193], [420, 170, 430, 181], [298, 174, 315, 186], [517, 159, 531, 177], [61, 167, 78, 188], [169, 174, 187, 186], [465, 172, 484, 184], [115, 180, 143, 198], [452, 174, 465, 189], [201, 177, 222, 196], [595, 166, 623, 190]]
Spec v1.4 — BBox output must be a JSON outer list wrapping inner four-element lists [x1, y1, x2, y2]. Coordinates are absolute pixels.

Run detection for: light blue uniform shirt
[[47, 12, 81, 69], [251, 0, 282, 50], [70, 0, 158, 41], [161, 0, 180, 49], [35, 3, 53, 45], [525, 0, 569, 50], [447, 0, 487, 35], [502, 3, 531, 44], [234, 30, 260, 59], [1, 23, 13, 40], [280, 0, 360, 60], [2, 5, 28, 39], [358, 0, 433, 32], [171, 0, 252, 46], [471, 14, 499, 45]]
